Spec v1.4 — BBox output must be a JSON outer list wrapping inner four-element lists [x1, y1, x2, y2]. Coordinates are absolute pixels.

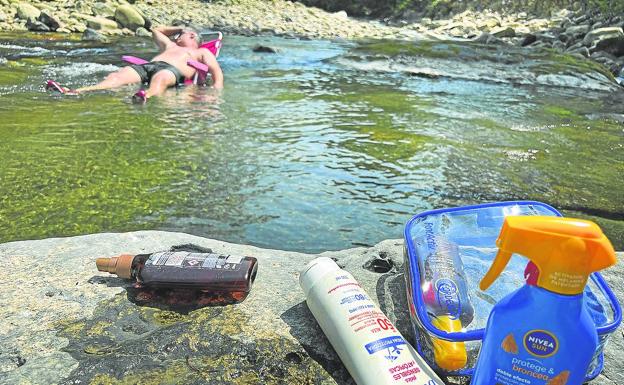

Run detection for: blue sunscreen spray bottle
[[470, 216, 617, 385]]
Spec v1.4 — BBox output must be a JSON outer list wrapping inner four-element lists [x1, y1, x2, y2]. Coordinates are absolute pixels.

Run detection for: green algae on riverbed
[[0, 34, 622, 252], [0, 94, 183, 241], [0, 61, 35, 86]]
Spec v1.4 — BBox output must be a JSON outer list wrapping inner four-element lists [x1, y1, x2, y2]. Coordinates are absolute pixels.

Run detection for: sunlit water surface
[[1, 33, 622, 252]]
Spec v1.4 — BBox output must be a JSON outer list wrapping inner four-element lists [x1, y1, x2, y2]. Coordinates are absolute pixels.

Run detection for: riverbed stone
[[15, 2, 39, 20], [566, 23, 590, 38], [490, 25, 515, 38], [85, 15, 118, 31], [333, 10, 347, 19], [0, 232, 622, 384], [73, 0, 93, 16], [114, 3, 144, 30], [0, 0, 622, 78], [583, 27, 624, 46], [569, 46, 591, 57], [521, 33, 537, 47], [82, 27, 107, 41], [476, 17, 499, 30], [135, 26, 151, 37], [38, 10, 61, 30], [252, 44, 278, 53], [593, 35, 624, 57], [474, 31, 491, 43], [26, 17, 49, 31], [92, 2, 115, 17], [68, 22, 87, 33]]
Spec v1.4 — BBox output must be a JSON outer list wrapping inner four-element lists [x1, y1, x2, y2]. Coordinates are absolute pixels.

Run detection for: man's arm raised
[[199, 49, 224, 89], [151, 26, 182, 51]]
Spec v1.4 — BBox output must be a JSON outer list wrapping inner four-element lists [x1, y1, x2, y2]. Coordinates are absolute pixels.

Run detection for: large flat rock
[[0, 231, 622, 384]]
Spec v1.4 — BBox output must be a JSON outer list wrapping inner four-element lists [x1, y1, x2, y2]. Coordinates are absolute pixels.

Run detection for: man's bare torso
[[151, 45, 203, 79]]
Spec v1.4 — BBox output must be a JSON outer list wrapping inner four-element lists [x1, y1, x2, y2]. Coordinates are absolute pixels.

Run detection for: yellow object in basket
[[430, 315, 467, 371]]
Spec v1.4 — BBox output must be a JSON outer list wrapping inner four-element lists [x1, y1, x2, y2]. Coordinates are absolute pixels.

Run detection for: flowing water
[[1, 32, 623, 253]]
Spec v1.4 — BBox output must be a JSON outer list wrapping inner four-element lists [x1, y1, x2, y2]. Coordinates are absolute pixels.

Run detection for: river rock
[[73, 1, 93, 16], [490, 25, 515, 38], [92, 2, 116, 18], [561, 17, 573, 29], [552, 40, 567, 51], [583, 27, 624, 46], [82, 27, 107, 41], [527, 18, 550, 31], [536, 32, 558, 44], [114, 4, 144, 31], [38, 10, 61, 31], [68, 22, 87, 33], [252, 44, 278, 53], [0, 232, 622, 385], [135, 26, 151, 37], [26, 18, 49, 32], [0, 10, 6, 22], [85, 15, 118, 31], [592, 34, 624, 57], [565, 24, 590, 38], [15, 2, 39, 20], [568, 46, 590, 57], [567, 39, 584, 51], [592, 21, 606, 30], [486, 34, 508, 45], [477, 17, 499, 30], [474, 31, 491, 43], [333, 10, 347, 20], [521, 33, 537, 47]]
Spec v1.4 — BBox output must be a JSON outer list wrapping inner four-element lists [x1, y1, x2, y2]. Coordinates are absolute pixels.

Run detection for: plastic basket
[[403, 201, 621, 380]]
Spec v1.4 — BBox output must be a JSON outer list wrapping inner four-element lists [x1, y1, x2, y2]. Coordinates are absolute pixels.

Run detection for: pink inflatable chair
[[122, 31, 223, 86]]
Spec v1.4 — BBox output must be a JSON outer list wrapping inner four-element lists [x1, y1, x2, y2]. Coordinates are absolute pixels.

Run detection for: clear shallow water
[[0, 33, 623, 252]]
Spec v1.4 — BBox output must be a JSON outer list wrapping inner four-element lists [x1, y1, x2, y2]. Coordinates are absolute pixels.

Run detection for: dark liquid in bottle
[[133, 251, 258, 292]]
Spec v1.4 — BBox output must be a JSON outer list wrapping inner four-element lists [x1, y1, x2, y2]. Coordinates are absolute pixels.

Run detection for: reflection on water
[[0, 33, 622, 252]]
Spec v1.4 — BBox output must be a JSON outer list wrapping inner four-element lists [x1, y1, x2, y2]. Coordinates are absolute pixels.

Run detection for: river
[[1, 32, 622, 252]]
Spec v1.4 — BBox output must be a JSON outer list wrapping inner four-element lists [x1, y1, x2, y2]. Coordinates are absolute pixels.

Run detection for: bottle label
[[492, 329, 570, 385], [320, 274, 442, 385], [146, 252, 242, 271]]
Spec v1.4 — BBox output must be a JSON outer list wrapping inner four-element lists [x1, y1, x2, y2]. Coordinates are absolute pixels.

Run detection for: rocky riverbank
[[0, 231, 623, 384], [0, 0, 623, 81]]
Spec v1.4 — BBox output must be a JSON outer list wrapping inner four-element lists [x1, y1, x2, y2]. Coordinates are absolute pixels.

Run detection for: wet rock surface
[[0, 231, 622, 384]]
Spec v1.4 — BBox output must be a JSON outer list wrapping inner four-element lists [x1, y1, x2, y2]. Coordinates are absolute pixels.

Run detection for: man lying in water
[[46, 26, 224, 102]]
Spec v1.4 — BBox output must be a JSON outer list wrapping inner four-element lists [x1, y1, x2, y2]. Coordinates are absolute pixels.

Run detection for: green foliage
[[582, 0, 624, 15]]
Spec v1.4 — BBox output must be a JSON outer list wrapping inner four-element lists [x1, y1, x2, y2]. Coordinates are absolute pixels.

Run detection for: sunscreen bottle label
[[301, 257, 444, 385], [329, 275, 433, 384], [491, 329, 570, 385]]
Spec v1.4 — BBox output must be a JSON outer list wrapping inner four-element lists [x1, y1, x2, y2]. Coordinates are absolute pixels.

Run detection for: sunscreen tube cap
[[300, 257, 340, 297]]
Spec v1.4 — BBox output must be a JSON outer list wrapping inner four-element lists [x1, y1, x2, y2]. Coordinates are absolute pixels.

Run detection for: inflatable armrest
[[187, 60, 209, 72], [122, 56, 149, 65]]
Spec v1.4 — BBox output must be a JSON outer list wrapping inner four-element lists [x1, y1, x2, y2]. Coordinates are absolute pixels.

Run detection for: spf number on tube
[[377, 318, 396, 332]]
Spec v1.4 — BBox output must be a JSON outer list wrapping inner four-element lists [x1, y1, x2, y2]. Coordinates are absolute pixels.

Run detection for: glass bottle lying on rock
[[97, 250, 258, 304], [403, 201, 621, 382]]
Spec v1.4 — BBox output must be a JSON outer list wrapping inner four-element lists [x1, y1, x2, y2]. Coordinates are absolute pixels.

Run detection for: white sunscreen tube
[[300, 257, 444, 385]]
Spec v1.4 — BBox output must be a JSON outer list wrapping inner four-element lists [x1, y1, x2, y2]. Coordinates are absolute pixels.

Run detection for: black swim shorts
[[129, 61, 185, 85]]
